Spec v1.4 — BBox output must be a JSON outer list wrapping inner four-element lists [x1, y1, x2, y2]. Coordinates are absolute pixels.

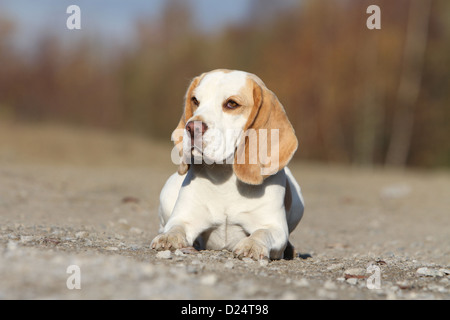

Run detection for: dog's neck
[[191, 163, 234, 185]]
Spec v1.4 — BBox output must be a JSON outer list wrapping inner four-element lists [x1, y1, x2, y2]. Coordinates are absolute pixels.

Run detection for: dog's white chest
[[187, 168, 286, 250]]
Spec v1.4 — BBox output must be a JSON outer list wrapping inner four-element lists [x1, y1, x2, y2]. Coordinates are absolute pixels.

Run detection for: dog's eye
[[225, 99, 240, 110], [191, 97, 200, 106]]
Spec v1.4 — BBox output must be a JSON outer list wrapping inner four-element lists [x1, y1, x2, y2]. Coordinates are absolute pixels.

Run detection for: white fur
[[151, 70, 304, 260], [183, 71, 249, 163]]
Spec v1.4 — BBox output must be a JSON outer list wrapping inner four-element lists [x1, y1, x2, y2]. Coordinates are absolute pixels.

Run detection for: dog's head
[[172, 69, 298, 185]]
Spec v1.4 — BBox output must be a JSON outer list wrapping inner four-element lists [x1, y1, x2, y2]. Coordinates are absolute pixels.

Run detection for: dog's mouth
[[184, 131, 236, 164], [189, 141, 226, 164], [191, 140, 204, 152], [191, 145, 202, 155]]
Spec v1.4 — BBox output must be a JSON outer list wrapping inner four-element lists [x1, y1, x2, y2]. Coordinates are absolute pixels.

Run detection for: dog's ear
[[172, 76, 201, 175], [233, 77, 298, 185]]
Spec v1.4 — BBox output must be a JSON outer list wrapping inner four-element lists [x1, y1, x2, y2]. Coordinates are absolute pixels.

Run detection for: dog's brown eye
[[225, 99, 240, 110], [192, 97, 199, 106]]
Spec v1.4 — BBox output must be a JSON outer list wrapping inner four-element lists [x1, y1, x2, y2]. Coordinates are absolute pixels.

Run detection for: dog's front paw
[[151, 227, 188, 251], [233, 237, 269, 260]]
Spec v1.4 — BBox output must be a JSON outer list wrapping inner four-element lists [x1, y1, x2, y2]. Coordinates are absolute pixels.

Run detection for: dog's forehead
[[195, 70, 249, 99]]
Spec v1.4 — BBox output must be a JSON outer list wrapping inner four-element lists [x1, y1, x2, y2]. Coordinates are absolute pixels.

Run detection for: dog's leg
[[283, 241, 296, 260], [151, 205, 212, 251], [233, 228, 288, 260], [150, 225, 188, 250]]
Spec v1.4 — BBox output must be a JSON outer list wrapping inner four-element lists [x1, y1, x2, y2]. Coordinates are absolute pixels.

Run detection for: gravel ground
[[0, 121, 449, 300]]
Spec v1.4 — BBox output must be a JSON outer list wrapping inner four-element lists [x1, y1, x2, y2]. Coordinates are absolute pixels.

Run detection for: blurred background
[[0, 0, 449, 168]]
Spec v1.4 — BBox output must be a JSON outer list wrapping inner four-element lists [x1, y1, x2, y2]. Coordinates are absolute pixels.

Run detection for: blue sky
[[1, 0, 291, 50]]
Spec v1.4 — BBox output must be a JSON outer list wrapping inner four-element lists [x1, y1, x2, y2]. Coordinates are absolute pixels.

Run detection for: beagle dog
[[151, 69, 304, 260]]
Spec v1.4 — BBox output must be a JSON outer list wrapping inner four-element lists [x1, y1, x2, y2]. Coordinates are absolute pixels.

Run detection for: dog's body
[[151, 69, 304, 260]]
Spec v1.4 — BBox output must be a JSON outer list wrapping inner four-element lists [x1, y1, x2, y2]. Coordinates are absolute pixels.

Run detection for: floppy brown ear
[[233, 79, 298, 185], [172, 76, 201, 175]]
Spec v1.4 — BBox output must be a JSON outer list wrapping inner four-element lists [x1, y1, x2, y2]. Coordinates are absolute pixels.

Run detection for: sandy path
[[0, 121, 449, 299]]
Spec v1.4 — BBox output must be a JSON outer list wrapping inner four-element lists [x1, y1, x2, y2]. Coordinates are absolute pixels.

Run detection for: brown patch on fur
[[233, 75, 298, 185], [221, 81, 255, 118]]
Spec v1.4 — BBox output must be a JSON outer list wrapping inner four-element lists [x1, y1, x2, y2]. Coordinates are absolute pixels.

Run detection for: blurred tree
[[119, 0, 205, 138], [409, 0, 450, 167], [385, 0, 432, 167], [1, 0, 449, 168], [0, 15, 17, 118]]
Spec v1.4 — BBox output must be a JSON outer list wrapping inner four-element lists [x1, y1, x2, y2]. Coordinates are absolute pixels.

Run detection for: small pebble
[[259, 258, 269, 267], [200, 274, 218, 286], [20, 235, 35, 243], [323, 280, 337, 290], [75, 231, 89, 239], [156, 250, 172, 259], [8, 234, 19, 240], [327, 263, 344, 271], [174, 249, 186, 257], [396, 280, 411, 290], [6, 240, 18, 251], [439, 268, 450, 275], [344, 268, 366, 277], [427, 284, 447, 293], [416, 267, 445, 277], [295, 278, 310, 287]]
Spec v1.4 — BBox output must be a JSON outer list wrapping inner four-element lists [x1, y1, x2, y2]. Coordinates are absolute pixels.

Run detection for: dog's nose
[[186, 120, 208, 138]]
